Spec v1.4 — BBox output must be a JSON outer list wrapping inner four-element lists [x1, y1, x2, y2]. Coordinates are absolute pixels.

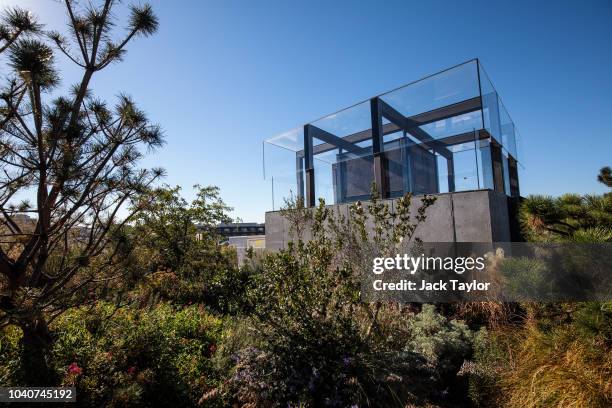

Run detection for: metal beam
[[379, 99, 453, 160], [303, 125, 315, 207], [370, 98, 388, 198], [297, 96, 482, 157], [305, 124, 368, 157]]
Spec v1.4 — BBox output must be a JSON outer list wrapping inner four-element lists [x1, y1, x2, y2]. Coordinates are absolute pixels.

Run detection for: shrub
[[223, 345, 437, 408], [134, 254, 250, 314], [405, 304, 473, 382], [0, 324, 21, 385], [215, 194, 479, 407], [2, 302, 224, 407]]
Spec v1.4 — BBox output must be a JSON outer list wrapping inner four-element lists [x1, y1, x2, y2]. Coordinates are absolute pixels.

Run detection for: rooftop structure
[[264, 59, 520, 208]]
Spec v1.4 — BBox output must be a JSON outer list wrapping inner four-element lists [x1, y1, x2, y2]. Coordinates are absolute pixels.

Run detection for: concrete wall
[[227, 235, 266, 265], [265, 189, 512, 250]]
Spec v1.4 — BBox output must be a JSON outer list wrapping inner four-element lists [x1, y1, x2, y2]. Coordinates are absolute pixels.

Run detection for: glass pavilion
[[264, 59, 521, 208]]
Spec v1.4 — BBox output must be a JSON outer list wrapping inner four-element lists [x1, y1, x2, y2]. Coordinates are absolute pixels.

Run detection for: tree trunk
[[19, 316, 56, 386]]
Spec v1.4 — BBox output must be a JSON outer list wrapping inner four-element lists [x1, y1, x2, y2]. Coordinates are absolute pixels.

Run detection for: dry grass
[[502, 324, 612, 408], [456, 302, 516, 329]]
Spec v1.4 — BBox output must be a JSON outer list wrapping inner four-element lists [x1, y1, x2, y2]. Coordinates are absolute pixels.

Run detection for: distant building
[[216, 222, 265, 237], [195, 222, 266, 265], [227, 235, 266, 265]]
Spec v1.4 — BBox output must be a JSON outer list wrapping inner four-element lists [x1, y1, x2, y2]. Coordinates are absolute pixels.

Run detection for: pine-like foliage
[[0, 1, 162, 385], [519, 193, 612, 242]]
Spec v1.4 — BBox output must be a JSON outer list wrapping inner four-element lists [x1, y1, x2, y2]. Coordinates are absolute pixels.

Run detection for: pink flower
[[127, 366, 137, 375], [67, 362, 82, 375], [208, 344, 217, 355]]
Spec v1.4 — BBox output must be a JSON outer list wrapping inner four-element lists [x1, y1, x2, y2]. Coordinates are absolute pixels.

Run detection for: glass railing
[[263, 141, 304, 210], [478, 63, 519, 162], [379, 60, 480, 117]]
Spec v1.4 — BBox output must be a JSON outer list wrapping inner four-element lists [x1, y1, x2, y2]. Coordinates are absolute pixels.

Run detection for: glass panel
[[311, 100, 371, 139], [264, 142, 304, 210], [380, 60, 480, 118], [384, 141, 441, 197], [308, 101, 376, 204], [313, 157, 336, 205], [265, 126, 304, 152], [314, 152, 375, 204], [311, 135, 376, 204], [515, 129, 522, 162], [477, 139, 494, 190], [499, 99, 517, 159], [382, 131, 492, 196], [449, 142, 480, 192], [436, 154, 450, 193], [478, 63, 501, 144], [419, 110, 483, 140], [383, 128, 404, 144], [385, 142, 411, 197]]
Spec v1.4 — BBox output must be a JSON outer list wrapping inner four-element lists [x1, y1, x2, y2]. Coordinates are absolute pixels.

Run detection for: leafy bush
[[128, 185, 250, 313], [2, 302, 224, 407], [212, 193, 482, 407], [134, 252, 250, 314], [0, 324, 21, 385], [222, 345, 437, 408], [405, 304, 473, 381]]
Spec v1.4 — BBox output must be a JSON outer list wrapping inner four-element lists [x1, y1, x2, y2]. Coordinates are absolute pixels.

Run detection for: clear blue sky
[[4, 0, 612, 222]]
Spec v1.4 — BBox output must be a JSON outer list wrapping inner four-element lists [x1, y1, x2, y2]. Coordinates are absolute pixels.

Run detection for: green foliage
[[598, 166, 612, 188], [468, 170, 612, 407], [1, 0, 164, 385], [221, 191, 478, 407], [1, 302, 223, 407], [0, 6, 41, 40], [9, 39, 59, 88], [519, 193, 612, 242], [405, 304, 473, 380], [131, 185, 247, 312], [134, 185, 232, 272], [0, 324, 21, 384], [497, 257, 552, 301], [572, 301, 612, 342], [468, 327, 515, 408], [223, 345, 437, 408]]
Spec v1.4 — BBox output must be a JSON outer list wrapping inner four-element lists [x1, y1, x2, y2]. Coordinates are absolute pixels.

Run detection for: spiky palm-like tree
[[0, 1, 162, 384], [0, 6, 41, 53], [598, 166, 612, 188]]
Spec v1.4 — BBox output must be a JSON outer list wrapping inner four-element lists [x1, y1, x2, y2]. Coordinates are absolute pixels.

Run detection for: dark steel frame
[[294, 59, 519, 207]]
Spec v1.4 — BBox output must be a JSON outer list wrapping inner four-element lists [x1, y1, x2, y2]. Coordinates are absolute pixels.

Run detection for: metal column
[[370, 97, 388, 199]]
